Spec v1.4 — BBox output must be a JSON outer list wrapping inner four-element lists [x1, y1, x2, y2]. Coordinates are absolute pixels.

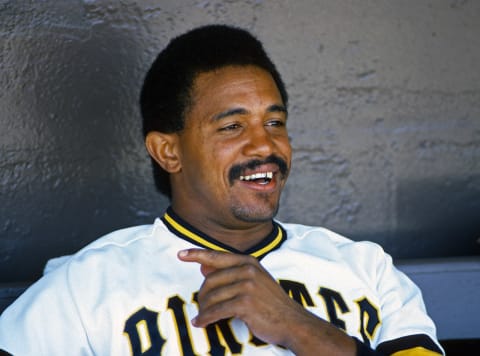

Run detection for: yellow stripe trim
[[391, 347, 443, 356], [250, 227, 283, 258], [164, 212, 284, 257], [164, 213, 229, 252]]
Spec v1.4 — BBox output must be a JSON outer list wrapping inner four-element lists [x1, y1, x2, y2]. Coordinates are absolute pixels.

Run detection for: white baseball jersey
[[0, 208, 444, 355]]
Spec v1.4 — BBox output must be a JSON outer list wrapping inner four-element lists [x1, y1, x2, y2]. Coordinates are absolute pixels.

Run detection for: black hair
[[140, 24, 288, 198]]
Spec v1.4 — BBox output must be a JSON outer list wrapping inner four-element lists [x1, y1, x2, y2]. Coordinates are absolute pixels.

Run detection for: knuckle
[[241, 263, 258, 277], [240, 278, 257, 293], [237, 293, 255, 309], [207, 250, 223, 259], [214, 250, 226, 257]]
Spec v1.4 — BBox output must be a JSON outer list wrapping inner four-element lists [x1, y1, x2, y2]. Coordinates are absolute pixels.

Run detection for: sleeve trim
[[377, 334, 443, 355]]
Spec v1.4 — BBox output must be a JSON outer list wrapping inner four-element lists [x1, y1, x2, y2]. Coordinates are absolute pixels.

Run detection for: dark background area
[[1, 1, 479, 283]]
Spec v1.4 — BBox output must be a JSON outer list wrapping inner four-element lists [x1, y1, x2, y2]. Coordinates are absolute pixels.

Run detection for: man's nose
[[242, 125, 276, 157]]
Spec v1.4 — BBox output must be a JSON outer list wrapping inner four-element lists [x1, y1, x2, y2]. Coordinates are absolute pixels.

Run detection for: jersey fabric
[[0, 208, 444, 355]]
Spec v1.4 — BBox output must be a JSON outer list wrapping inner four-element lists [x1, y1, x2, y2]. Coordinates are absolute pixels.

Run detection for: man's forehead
[[194, 65, 277, 89], [187, 67, 283, 122], [191, 65, 282, 102]]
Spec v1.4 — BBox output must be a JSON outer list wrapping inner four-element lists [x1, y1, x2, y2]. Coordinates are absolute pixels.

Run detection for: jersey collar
[[161, 207, 287, 260]]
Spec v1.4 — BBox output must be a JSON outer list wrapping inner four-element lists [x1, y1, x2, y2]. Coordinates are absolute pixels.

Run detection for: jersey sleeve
[[371, 245, 444, 355], [0, 262, 93, 355]]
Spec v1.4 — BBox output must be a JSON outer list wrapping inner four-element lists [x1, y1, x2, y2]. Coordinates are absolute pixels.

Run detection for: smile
[[239, 172, 274, 184]]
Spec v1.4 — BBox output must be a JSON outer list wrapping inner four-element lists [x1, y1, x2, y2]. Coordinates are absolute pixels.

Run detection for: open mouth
[[239, 172, 274, 185], [228, 155, 288, 187]]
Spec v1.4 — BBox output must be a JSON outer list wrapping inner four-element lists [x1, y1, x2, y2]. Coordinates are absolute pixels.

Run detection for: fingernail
[[178, 250, 189, 258], [191, 317, 198, 326]]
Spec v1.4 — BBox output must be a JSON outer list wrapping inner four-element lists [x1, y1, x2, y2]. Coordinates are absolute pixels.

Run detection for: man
[[0, 25, 444, 355]]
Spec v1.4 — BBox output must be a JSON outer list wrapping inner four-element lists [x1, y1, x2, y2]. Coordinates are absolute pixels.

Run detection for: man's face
[[172, 65, 292, 227]]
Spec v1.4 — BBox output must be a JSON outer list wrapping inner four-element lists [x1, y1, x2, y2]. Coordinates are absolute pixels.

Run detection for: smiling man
[[147, 65, 291, 250], [0, 25, 444, 356]]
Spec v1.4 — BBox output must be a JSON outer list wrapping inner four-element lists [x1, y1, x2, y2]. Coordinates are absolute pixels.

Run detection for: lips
[[228, 154, 289, 187], [233, 163, 282, 192]]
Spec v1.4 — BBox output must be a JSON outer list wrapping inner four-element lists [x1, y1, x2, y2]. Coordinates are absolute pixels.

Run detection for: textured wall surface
[[1, 0, 479, 283]]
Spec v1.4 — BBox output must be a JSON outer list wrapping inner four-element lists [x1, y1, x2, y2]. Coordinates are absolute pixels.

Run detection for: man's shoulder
[[277, 221, 386, 260], [83, 222, 158, 249], [44, 219, 167, 274], [278, 221, 352, 245]]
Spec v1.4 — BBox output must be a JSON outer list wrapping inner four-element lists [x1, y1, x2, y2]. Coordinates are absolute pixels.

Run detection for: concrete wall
[[1, 0, 479, 283]]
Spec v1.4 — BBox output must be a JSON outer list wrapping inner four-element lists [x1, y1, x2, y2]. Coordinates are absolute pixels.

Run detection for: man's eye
[[266, 119, 285, 127], [220, 123, 241, 131]]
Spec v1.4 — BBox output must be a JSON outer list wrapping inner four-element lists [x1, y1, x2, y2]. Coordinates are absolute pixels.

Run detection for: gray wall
[[1, 0, 479, 283]]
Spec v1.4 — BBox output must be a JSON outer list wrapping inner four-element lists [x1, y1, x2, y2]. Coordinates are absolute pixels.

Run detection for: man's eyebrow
[[213, 108, 249, 121], [213, 104, 288, 121], [267, 104, 288, 116]]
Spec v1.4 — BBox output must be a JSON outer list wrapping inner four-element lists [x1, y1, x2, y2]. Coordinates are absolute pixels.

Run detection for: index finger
[[177, 248, 253, 268]]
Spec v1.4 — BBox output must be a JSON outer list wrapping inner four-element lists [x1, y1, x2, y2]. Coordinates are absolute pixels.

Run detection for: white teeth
[[240, 172, 273, 181]]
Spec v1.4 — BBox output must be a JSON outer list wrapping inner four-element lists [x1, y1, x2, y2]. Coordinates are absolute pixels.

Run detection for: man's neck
[[168, 206, 275, 252]]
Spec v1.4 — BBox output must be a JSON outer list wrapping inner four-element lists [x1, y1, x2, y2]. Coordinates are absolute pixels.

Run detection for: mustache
[[228, 154, 289, 185]]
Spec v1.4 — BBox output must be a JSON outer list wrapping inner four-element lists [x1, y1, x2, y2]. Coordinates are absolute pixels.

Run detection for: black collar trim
[[161, 207, 287, 260]]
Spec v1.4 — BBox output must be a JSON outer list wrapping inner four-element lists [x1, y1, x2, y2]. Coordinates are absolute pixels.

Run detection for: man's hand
[[178, 248, 356, 355], [178, 248, 304, 345]]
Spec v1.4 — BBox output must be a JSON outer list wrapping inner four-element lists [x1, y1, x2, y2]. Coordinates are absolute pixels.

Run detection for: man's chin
[[230, 202, 279, 223]]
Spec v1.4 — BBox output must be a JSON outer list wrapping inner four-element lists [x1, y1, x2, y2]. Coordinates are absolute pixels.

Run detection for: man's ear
[[145, 131, 182, 173]]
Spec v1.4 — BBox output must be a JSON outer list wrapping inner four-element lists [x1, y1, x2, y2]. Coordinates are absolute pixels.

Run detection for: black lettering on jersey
[[318, 287, 350, 330], [355, 297, 381, 346], [193, 293, 243, 355], [279, 279, 315, 307], [124, 286, 383, 354], [210, 320, 244, 354], [124, 307, 166, 355], [249, 333, 268, 347], [167, 295, 197, 356]]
